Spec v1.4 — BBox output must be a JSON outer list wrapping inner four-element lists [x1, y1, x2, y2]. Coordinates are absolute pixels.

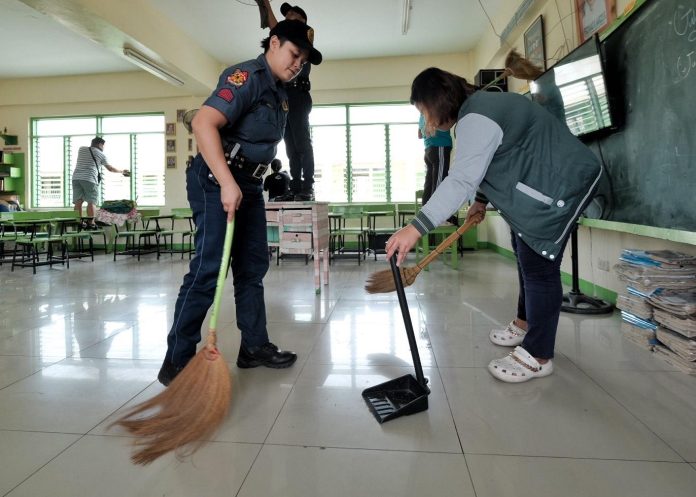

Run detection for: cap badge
[[227, 69, 249, 87], [306, 27, 314, 44]]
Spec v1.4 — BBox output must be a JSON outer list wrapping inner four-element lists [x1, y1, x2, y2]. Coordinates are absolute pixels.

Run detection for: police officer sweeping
[[158, 19, 323, 385]]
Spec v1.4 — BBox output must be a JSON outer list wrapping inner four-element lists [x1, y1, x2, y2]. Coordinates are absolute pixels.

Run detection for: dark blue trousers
[[165, 157, 270, 366], [511, 231, 568, 359], [284, 89, 314, 195]]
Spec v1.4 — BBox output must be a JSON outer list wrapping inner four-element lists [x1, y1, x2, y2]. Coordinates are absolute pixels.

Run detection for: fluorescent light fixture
[[123, 46, 184, 86], [401, 0, 412, 35]]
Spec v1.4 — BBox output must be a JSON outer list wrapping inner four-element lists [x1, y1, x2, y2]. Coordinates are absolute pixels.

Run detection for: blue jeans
[[166, 157, 270, 366], [511, 231, 568, 360]]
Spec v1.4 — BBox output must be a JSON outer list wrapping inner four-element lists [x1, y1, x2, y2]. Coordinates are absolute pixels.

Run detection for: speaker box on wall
[[475, 69, 508, 92]]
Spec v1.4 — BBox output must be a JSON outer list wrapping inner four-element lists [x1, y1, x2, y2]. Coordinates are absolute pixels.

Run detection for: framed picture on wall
[[524, 15, 546, 70], [166, 139, 176, 153], [176, 109, 186, 122], [166, 156, 176, 169], [166, 122, 176, 136], [575, 0, 617, 43]]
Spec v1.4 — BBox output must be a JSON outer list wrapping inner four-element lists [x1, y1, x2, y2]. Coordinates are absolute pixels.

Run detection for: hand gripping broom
[[365, 217, 479, 294], [112, 220, 235, 465]]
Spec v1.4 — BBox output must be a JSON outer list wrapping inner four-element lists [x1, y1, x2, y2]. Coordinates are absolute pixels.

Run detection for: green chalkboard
[[597, 0, 696, 231]]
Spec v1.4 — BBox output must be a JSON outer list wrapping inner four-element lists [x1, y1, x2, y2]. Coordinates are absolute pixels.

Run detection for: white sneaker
[[490, 321, 527, 346], [488, 346, 554, 383]]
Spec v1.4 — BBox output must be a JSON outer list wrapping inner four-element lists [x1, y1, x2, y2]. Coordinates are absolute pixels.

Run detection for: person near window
[[71, 136, 129, 229], [257, 1, 317, 201], [157, 20, 323, 386], [264, 158, 291, 200], [385, 67, 602, 384], [418, 113, 457, 226]]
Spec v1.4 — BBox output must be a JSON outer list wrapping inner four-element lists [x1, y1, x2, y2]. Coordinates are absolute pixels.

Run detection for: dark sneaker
[[236, 342, 297, 369], [294, 192, 314, 201], [273, 192, 296, 201], [157, 358, 185, 386]]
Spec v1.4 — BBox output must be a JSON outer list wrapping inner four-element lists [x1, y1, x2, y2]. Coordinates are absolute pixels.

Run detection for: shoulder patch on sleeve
[[217, 88, 234, 102], [226, 69, 249, 87]]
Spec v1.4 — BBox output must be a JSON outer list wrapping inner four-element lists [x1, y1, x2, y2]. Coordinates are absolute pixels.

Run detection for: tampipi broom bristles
[[504, 49, 544, 80], [364, 218, 480, 294], [112, 338, 232, 465], [364, 266, 420, 294], [111, 221, 237, 465]]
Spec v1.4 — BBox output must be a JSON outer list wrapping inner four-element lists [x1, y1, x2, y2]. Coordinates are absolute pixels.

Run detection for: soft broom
[[112, 220, 235, 465], [365, 216, 480, 294]]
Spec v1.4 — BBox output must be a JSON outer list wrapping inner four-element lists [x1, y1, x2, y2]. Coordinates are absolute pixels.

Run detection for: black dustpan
[[362, 255, 430, 423]]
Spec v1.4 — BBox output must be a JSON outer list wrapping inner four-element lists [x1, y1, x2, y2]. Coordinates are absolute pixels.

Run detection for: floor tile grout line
[[414, 293, 481, 497], [234, 319, 331, 497], [2, 431, 85, 497], [566, 353, 689, 464]]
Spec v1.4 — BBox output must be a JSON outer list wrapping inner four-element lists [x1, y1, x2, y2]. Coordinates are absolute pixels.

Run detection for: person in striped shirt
[[72, 136, 129, 228]]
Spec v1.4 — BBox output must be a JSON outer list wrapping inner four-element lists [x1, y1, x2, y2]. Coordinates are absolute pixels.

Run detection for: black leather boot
[[157, 358, 185, 386], [237, 342, 297, 369]]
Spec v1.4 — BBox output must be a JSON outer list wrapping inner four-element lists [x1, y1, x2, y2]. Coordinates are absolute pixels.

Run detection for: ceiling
[[0, 0, 508, 80]]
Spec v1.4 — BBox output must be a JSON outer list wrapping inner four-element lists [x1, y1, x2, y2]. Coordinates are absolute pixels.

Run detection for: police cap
[[280, 3, 308, 21], [270, 19, 322, 65]]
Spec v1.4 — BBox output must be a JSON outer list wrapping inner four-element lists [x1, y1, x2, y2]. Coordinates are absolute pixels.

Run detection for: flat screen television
[[530, 34, 616, 139]]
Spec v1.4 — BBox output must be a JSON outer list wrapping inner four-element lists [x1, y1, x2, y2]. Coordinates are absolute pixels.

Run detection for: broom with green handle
[[113, 220, 235, 465]]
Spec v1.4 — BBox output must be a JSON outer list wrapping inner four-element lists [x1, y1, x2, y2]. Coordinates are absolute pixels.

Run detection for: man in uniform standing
[[158, 20, 322, 385], [257, 1, 317, 201]]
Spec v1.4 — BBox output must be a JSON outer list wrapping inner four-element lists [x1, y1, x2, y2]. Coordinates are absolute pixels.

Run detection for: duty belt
[[285, 77, 310, 91], [224, 143, 268, 180], [224, 143, 268, 181]]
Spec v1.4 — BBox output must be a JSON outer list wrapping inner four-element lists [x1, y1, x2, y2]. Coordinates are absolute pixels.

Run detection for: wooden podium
[[265, 201, 330, 294]]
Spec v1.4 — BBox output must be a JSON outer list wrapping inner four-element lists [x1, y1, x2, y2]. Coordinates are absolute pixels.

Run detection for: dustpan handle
[[390, 255, 426, 387], [210, 220, 235, 331]]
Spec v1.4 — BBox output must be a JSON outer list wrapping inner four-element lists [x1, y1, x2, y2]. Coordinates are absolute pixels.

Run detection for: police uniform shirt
[[203, 54, 289, 164], [297, 62, 310, 80]]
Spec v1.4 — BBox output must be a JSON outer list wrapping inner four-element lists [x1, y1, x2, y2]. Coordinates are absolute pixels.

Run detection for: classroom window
[[308, 103, 421, 202], [31, 114, 165, 208]]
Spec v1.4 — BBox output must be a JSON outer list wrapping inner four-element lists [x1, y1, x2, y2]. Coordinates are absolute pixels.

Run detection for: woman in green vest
[[386, 67, 602, 383]]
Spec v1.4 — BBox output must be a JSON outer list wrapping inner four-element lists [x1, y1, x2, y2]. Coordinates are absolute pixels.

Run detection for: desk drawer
[[282, 210, 312, 225], [266, 209, 280, 223], [281, 231, 312, 249]]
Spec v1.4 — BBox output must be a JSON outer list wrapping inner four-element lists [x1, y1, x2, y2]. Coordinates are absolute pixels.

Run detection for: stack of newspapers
[[650, 291, 696, 374], [614, 250, 696, 369]]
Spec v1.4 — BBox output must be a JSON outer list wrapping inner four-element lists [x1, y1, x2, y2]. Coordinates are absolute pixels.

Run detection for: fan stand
[[562, 226, 613, 314]]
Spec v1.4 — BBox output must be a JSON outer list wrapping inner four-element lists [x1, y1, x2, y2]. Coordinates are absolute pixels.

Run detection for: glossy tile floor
[[1, 250, 695, 497]]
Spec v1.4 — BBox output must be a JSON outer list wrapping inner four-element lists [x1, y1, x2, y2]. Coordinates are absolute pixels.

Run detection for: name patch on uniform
[[227, 69, 249, 87], [217, 88, 234, 102], [282, 100, 289, 112]]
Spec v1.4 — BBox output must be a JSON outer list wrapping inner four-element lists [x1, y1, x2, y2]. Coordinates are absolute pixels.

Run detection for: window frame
[[30, 113, 165, 209], [309, 102, 420, 203]]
